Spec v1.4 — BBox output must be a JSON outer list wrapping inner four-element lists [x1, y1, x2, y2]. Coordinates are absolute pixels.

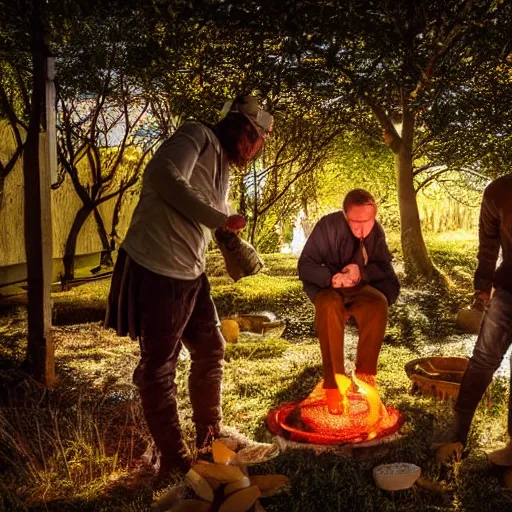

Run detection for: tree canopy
[[203, 0, 512, 276], [1, 0, 511, 268]]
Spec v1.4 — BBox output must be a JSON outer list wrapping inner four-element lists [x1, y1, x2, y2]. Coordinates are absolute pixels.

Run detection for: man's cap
[[221, 95, 274, 137]]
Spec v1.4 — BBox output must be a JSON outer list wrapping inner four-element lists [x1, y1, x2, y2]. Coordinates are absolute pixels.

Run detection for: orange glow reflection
[[351, 372, 388, 426], [267, 378, 403, 445]]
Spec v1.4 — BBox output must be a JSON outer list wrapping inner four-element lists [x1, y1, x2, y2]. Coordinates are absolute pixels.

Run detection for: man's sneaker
[[488, 440, 512, 467]]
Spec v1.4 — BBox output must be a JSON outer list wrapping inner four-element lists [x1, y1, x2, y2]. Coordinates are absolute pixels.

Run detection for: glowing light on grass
[[267, 378, 403, 445], [334, 373, 351, 413], [351, 371, 388, 426]]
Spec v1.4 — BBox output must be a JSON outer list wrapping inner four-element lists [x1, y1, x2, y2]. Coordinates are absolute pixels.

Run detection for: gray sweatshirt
[[122, 121, 230, 279]]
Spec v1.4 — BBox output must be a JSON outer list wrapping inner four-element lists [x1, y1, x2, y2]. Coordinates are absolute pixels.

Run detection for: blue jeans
[[454, 287, 512, 442]]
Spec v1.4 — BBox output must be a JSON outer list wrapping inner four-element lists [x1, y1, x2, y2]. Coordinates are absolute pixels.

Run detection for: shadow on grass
[[0, 367, 149, 512], [455, 456, 512, 512], [20, 484, 153, 512], [249, 402, 455, 512], [224, 338, 289, 362], [0, 292, 106, 327], [385, 283, 464, 354], [251, 365, 323, 442], [52, 301, 106, 326]]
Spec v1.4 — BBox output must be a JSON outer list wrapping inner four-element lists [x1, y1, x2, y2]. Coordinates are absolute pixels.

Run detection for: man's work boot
[[195, 423, 222, 462], [140, 441, 159, 470], [488, 440, 512, 467], [434, 442, 464, 464], [143, 407, 193, 477]]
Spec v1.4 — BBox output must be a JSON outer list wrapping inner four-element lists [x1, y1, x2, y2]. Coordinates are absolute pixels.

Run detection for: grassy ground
[[1, 231, 511, 511]]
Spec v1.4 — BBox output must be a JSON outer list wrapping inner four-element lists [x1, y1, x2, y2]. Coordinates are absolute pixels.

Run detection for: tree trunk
[[110, 188, 125, 252], [62, 204, 93, 282], [93, 207, 113, 267], [22, 2, 55, 387], [237, 174, 247, 218], [249, 161, 258, 246], [396, 113, 438, 280], [0, 173, 4, 210]]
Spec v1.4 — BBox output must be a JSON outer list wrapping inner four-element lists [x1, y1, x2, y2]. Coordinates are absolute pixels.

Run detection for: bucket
[[214, 229, 264, 282], [405, 356, 469, 401], [456, 308, 484, 334]]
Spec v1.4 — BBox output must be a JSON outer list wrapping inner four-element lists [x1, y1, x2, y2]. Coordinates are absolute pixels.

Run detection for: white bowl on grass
[[373, 462, 421, 491]]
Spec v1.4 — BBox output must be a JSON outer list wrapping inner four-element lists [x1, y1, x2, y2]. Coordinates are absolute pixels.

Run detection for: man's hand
[[332, 267, 360, 289], [472, 290, 490, 312], [223, 214, 246, 232], [331, 273, 345, 288], [341, 263, 361, 285]]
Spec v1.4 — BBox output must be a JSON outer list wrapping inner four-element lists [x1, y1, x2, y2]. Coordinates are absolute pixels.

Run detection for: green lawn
[[1, 232, 511, 511]]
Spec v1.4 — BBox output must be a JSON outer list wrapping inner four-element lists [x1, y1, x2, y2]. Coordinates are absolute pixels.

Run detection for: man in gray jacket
[[298, 189, 399, 414], [105, 96, 273, 477]]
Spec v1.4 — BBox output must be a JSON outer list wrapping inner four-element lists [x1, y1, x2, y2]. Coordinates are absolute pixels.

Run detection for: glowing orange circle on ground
[[267, 382, 404, 445]]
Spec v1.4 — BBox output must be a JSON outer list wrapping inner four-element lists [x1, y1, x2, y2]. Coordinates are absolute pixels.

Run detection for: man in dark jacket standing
[[434, 174, 512, 464], [298, 189, 399, 414]]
